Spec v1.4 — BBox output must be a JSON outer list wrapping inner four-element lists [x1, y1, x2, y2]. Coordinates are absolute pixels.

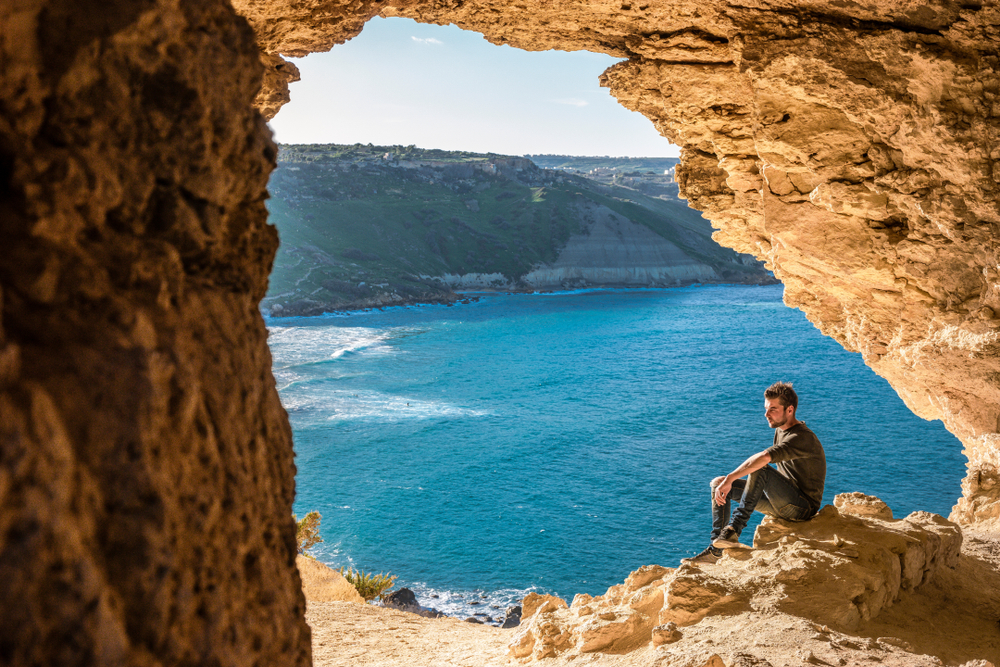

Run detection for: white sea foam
[[275, 384, 490, 422], [268, 325, 407, 393], [403, 582, 543, 625], [322, 393, 490, 422], [268, 325, 393, 369]]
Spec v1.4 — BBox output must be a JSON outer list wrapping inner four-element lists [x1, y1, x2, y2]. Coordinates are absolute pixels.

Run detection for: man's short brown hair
[[764, 381, 798, 410]]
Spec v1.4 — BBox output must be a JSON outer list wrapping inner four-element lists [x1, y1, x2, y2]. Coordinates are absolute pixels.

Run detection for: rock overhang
[[233, 0, 1000, 529]]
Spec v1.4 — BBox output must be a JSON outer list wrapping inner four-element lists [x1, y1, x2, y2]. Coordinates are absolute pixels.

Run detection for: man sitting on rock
[[683, 381, 826, 564]]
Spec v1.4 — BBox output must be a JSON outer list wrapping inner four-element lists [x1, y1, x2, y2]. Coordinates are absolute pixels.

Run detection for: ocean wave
[[322, 393, 490, 422], [268, 325, 395, 369], [276, 388, 490, 422], [403, 582, 544, 625]]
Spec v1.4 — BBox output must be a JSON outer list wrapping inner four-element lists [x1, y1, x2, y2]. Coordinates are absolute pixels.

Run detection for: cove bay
[[268, 285, 965, 622]]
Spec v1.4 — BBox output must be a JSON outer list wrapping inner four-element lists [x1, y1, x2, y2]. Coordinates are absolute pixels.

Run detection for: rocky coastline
[[303, 494, 1000, 667], [263, 278, 779, 318]]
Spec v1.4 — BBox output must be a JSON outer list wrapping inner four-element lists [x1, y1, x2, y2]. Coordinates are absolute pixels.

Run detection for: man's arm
[[713, 450, 772, 506]]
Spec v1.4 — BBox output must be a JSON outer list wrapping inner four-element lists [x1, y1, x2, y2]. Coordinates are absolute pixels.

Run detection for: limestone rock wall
[[0, 1, 309, 665], [236, 0, 1000, 528]]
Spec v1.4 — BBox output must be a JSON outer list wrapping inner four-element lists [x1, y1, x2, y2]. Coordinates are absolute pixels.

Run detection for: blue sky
[[267, 17, 680, 157]]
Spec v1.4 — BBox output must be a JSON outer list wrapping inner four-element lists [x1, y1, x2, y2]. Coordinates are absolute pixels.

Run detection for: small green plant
[[338, 567, 398, 602], [293, 511, 323, 557]]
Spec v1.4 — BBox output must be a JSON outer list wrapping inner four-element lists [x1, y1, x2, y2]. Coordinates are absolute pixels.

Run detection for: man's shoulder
[[792, 421, 815, 436], [784, 422, 823, 446]]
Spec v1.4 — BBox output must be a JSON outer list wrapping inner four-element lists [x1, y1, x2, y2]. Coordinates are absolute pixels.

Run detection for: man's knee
[[710, 476, 725, 490]]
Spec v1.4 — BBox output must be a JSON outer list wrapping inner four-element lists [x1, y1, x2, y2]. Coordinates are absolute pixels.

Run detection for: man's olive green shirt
[[765, 422, 826, 510]]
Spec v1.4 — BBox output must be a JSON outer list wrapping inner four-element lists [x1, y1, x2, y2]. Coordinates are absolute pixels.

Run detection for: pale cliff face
[[235, 0, 1000, 529]]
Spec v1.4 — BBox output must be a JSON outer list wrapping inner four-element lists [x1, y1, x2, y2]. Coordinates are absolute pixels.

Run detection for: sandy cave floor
[[307, 531, 1000, 667]]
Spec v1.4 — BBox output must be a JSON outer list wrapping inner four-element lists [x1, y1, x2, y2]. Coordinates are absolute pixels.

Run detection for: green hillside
[[264, 144, 768, 316]]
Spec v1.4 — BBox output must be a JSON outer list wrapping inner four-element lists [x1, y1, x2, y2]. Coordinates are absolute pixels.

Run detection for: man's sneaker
[[712, 525, 743, 549], [681, 546, 722, 564]]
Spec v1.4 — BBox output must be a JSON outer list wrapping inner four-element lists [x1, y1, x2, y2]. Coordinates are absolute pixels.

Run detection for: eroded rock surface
[[234, 0, 1000, 530], [0, 1, 308, 665], [508, 495, 961, 661]]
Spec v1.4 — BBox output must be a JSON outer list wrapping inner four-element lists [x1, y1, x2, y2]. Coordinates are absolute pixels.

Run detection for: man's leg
[[710, 476, 747, 541], [722, 466, 814, 544], [756, 470, 815, 522], [683, 477, 747, 563]]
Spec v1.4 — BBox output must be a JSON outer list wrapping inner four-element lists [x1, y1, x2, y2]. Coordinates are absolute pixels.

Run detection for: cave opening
[[260, 14, 967, 616], [5, 1, 1000, 664]]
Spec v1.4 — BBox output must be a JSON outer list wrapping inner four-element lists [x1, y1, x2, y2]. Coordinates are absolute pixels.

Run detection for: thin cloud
[[412, 36, 444, 45], [553, 98, 589, 107]]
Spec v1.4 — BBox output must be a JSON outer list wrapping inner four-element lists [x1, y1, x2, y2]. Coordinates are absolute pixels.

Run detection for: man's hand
[[714, 478, 733, 506], [714, 450, 773, 506]]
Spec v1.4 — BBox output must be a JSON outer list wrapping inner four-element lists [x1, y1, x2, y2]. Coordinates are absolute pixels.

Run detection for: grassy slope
[[264, 144, 766, 315]]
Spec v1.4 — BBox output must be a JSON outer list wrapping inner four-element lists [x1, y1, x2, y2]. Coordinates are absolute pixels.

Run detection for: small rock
[[383, 588, 417, 609], [834, 492, 893, 520], [730, 655, 775, 667], [501, 605, 522, 629], [651, 622, 683, 646], [465, 617, 483, 624], [877, 636, 914, 652]]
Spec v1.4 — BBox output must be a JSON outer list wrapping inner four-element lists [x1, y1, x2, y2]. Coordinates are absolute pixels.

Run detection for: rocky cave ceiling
[[2, 1, 1000, 665]]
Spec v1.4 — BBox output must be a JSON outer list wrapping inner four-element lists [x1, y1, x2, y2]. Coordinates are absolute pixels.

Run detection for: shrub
[[338, 567, 398, 601], [294, 511, 323, 557]]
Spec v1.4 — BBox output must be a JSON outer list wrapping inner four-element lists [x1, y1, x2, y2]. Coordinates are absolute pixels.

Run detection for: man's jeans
[[711, 465, 815, 540]]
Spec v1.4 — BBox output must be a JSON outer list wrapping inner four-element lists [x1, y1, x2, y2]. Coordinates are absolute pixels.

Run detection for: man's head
[[764, 381, 798, 429]]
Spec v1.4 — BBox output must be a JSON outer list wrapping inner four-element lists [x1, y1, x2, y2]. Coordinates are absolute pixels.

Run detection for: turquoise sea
[[267, 285, 965, 622]]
